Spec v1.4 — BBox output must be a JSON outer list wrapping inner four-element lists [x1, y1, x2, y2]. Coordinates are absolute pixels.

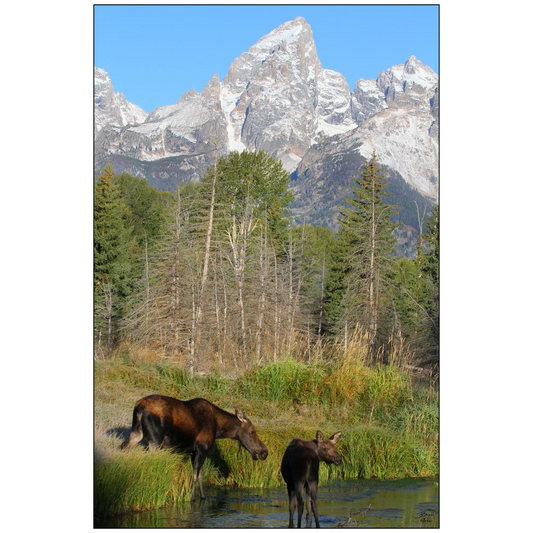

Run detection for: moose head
[[234, 407, 269, 461], [315, 430, 342, 465]]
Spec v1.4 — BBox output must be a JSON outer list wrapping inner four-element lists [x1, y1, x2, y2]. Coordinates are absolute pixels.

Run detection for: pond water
[[96, 477, 439, 528]]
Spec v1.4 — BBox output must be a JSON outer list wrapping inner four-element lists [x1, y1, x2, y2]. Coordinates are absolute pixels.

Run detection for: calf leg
[[295, 482, 305, 528], [308, 483, 320, 528], [287, 487, 297, 528], [305, 485, 313, 528]]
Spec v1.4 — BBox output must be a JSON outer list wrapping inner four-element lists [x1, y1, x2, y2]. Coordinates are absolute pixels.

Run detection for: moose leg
[[191, 443, 208, 500], [142, 412, 166, 451], [305, 485, 313, 528], [121, 426, 143, 450], [121, 408, 143, 450], [308, 483, 320, 528], [287, 487, 297, 528], [295, 482, 305, 528]]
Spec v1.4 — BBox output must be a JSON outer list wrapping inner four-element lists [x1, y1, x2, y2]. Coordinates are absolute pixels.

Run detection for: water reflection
[[96, 478, 438, 528]]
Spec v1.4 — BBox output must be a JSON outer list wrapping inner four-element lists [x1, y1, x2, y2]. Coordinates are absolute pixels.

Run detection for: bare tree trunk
[[143, 229, 150, 329], [103, 283, 113, 352], [96, 330, 103, 359], [369, 174, 378, 355], [286, 233, 294, 349], [256, 220, 267, 363], [317, 254, 326, 338], [293, 225, 306, 328], [228, 199, 256, 355], [287, 233, 294, 326], [218, 252, 233, 369], [238, 273, 246, 349], [288, 225, 306, 350], [189, 140, 219, 374], [170, 190, 182, 348], [189, 277, 197, 375], [273, 251, 279, 363], [344, 320, 348, 356], [196, 143, 218, 326], [414, 200, 428, 256], [307, 315, 311, 363], [213, 255, 222, 366]]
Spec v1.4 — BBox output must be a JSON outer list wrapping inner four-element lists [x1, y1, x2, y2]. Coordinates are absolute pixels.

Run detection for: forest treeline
[[94, 150, 439, 372]]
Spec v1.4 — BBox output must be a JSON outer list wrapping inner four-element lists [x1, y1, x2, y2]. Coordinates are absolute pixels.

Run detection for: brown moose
[[121, 394, 268, 499], [281, 430, 343, 528]]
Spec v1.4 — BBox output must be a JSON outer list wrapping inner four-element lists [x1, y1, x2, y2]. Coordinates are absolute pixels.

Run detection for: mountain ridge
[[94, 17, 438, 248]]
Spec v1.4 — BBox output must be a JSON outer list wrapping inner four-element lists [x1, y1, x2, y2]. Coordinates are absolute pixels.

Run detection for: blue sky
[[94, 4, 439, 113]]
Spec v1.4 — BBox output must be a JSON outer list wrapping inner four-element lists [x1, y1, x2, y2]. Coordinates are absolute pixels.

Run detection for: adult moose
[[121, 394, 268, 499], [281, 431, 342, 528]]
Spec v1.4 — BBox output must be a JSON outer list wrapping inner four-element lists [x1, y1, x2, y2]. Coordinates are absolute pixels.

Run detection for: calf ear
[[330, 431, 342, 443], [316, 430, 324, 442], [235, 407, 247, 423]]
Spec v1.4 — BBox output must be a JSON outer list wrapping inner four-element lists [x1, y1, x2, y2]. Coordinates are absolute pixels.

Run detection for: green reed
[[94, 356, 438, 517], [94, 448, 194, 518]]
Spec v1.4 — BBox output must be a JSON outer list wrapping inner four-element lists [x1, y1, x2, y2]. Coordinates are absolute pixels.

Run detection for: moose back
[[121, 394, 268, 499], [281, 430, 342, 528]]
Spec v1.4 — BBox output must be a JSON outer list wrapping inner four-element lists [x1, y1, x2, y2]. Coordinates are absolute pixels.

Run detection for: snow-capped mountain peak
[[252, 16, 309, 54], [95, 18, 438, 230], [94, 67, 148, 132]]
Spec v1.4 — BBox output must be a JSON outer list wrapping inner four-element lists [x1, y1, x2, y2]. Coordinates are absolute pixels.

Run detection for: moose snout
[[334, 455, 342, 465], [253, 448, 268, 461]]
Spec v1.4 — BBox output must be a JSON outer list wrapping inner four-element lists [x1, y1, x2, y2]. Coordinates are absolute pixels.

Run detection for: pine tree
[[419, 204, 439, 363], [388, 204, 439, 366], [114, 172, 172, 255], [94, 163, 136, 354], [336, 152, 399, 357], [421, 205, 439, 286]]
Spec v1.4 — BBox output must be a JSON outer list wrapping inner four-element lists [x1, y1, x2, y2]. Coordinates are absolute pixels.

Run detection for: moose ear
[[316, 430, 324, 442], [235, 407, 247, 423], [330, 431, 342, 443]]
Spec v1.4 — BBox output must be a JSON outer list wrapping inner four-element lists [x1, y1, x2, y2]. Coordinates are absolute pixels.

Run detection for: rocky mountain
[[94, 68, 148, 133], [94, 17, 438, 249], [292, 54, 439, 237]]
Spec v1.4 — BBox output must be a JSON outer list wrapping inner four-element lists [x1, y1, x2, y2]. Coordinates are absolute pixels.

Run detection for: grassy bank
[[94, 355, 438, 518]]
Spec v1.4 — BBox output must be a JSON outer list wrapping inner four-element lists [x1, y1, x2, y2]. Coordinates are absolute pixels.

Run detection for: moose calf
[[281, 430, 342, 528]]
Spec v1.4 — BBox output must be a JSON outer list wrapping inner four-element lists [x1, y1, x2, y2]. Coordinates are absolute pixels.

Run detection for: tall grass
[[236, 358, 328, 404], [94, 448, 194, 517], [210, 431, 290, 488], [235, 355, 415, 426], [94, 424, 438, 518], [94, 340, 438, 518], [333, 428, 437, 480]]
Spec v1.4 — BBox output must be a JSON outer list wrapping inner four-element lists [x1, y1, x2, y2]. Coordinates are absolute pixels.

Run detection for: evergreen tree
[[421, 205, 439, 285], [390, 204, 439, 365], [94, 163, 136, 354], [419, 204, 439, 363], [111, 173, 174, 339], [119, 151, 297, 370], [115, 173, 173, 253], [293, 225, 337, 339], [335, 152, 399, 357]]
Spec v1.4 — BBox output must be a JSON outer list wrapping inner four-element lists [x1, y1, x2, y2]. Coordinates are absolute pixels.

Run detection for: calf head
[[316, 430, 343, 465], [235, 407, 268, 461]]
